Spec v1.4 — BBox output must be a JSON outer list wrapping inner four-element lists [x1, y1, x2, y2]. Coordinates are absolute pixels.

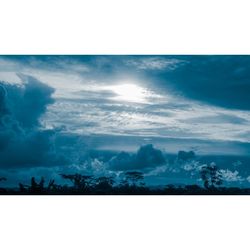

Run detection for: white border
[[0, 0, 250, 54], [0, 196, 250, 250], [1, 1, 250, 250]]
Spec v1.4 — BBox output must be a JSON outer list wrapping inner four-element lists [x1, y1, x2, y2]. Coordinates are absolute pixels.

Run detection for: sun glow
[[106, 82, 149, 103]]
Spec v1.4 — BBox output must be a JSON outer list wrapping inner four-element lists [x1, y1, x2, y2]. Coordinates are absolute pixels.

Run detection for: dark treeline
[[0, 164, 250, 195]]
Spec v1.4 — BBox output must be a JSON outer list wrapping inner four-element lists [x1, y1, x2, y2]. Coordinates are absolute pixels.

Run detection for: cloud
[[108, 152, 135, 171], [8, 74, 54, 128], [0, 74, 54, 131], [177, 150, 195, 161], [0, 75, 67, 168], [109, 144, 166, 171], [1, 55, 250, 112], [0, 55, 250, 152], [156, 56, 250, 110], [182, 114, 248, 125], [220, 169, 243, 182], [124, 57, 186, 71], [145, 165, 168, 177], [135, 144, 166, 167]]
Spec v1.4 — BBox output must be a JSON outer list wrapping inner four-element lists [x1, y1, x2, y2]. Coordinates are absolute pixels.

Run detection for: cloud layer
[[155, 56, 250, 110]]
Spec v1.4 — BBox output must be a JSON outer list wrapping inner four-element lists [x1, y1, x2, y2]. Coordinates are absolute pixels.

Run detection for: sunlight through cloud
[[103, 81, 151, 103]]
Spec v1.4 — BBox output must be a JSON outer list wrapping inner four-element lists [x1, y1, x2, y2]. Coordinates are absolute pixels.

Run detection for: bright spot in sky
[[106, 82, 149, 103]]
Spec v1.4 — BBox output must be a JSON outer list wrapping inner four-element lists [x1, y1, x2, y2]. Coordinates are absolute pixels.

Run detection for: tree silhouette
[[47, 179, 63, 192], [200, 163, 223, 189], [0, 177, 7, 193], [95, 176, 115, 189], [60, 174, 94, 190], [19, 183, 29, 192], [19, 177, 61, 193], [30, 177, 46, 193], [124, 171, 145, 187], [47, 179, 56, 190]]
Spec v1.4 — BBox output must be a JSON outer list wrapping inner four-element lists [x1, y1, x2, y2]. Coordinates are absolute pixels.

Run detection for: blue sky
[[0, 55, 250, 186]]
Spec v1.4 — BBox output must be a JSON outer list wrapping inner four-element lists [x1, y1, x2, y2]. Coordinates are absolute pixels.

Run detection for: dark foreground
[[1, 185, 250, 195], [0, 172, 249, 195]]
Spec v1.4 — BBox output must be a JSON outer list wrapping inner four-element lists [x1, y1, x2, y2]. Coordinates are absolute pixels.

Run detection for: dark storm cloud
[[109, 144, 166, 171], [0, 75, 67, 168], [11, 74, 55, 128], [0, 75, 54, 131], [154, 56, 250, 110]]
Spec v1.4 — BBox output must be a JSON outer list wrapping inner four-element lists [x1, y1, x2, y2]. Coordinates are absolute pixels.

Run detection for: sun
[[106, 82, 149, 103]]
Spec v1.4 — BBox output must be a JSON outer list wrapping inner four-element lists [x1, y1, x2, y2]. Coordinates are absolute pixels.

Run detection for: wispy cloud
[[124, 57, 186, 71]]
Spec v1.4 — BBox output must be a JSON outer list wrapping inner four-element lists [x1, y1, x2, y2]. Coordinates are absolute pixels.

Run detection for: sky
[[0, 55, 250, 187]]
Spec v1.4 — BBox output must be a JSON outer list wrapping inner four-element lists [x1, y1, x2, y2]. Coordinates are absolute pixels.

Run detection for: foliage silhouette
[[0, 177, 7, 193], [200, 163, 223, 189], [124, 171, 145, 187], [1, 162, 250, 195], [60, 174, 94, 191]]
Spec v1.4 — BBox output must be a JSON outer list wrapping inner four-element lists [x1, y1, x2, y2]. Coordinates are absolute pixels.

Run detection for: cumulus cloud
[[220, 169, 243, 182], [177, 150, 196, 161], [0, 75, 67, 168], [109, 144, 166, 171], [6, 74, 54, 128], [108, 152, 135, 171]]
